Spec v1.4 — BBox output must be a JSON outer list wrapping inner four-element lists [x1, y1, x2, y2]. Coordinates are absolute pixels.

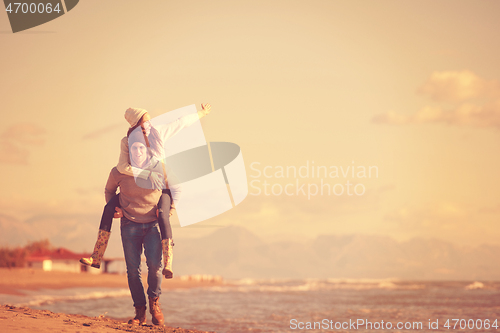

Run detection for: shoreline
[[0, 268, 224, 295]]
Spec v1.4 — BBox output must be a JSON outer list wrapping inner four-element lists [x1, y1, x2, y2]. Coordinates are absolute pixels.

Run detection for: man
[[104, 129, 169, 325]]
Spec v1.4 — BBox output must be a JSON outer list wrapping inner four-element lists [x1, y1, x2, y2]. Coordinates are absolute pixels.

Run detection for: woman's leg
[[80, 194, 120, 268], [99, 193, 120, 232], [158, 191, 174, 278], [157, 192, 172, 240]]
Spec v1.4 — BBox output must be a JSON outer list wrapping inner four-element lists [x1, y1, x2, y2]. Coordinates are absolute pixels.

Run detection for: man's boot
[[161, 239, 174, 279], [149, 296, 164, 325], [128, 305, 146, 325], [79, 229, 111, 269]]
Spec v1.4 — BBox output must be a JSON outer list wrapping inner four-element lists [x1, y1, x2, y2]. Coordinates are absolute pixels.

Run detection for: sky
[[1, 0, 500, 249]]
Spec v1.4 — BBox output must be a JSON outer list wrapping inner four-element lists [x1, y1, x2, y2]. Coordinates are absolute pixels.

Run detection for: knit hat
[[124, 107, 148, 128]]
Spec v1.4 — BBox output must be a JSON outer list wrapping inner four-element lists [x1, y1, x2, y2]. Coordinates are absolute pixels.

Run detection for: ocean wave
[[13, 289, 131, 307], [179, 274, 223, 282], [232, 278, 296, 285], [465, 281, 484, 290], [210, 279, 425, 293]]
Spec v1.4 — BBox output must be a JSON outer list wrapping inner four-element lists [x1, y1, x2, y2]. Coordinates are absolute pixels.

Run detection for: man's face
[[130, 142, 148, 167]]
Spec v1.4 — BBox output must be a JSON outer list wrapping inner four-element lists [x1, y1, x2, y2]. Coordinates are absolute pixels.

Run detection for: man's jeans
[[120, 217, 163, 307]]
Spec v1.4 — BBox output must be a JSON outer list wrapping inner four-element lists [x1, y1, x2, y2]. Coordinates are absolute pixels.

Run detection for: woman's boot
[[161, 239, 173, 278], [80, 229, 111, 269]]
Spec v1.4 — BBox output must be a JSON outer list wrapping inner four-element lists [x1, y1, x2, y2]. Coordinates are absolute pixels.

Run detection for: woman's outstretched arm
[[155, 103, 212, 143]]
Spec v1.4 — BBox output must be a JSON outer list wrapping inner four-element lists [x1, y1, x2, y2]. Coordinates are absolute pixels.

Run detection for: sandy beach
[[0, 268, 221, 332], [0, 305, 214, 333]]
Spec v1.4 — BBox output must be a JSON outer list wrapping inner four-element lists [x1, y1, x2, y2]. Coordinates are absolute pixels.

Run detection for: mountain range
[[176, 226, 500, 280], [1, 213, 499, 280]]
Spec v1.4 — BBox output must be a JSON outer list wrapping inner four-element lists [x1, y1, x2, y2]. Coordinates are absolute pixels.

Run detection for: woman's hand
[[149, 171, 164, 190], [169, 207, 175, 217], [114, 207, 123, 218], [200, 103, 211, 117]]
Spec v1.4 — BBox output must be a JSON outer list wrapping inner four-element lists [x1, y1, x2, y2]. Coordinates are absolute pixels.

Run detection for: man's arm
[[168, 183, 182, 216], [104, 169, 124, 218], [104, 169, 119, 203]]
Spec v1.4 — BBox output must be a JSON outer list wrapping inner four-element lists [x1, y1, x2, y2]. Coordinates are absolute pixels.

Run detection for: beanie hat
[[124, 107, 148, 128]]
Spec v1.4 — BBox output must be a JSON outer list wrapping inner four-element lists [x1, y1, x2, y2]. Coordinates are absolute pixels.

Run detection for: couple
[[80, 104, 211, 325]]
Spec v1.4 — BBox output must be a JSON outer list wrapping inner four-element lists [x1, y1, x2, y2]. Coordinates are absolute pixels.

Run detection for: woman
[[80, 104, 211, 278]]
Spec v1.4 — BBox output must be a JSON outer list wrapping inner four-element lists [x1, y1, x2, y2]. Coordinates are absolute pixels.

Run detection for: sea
[[1, 279, 500, 333]]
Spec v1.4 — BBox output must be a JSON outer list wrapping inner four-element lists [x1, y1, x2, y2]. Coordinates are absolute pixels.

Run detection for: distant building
[[27, 247, 103, 274]]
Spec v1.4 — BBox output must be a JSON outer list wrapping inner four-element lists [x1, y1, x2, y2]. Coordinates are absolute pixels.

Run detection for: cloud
[[0, 194, 104, 221], [383, 201, 500, 246], [372, 71, 500, 129], [418, 70, 500, 102], [0, 123, 45, 164], [385, 202, 467, 230], [82, 123, 122, 140], [204, 186, 382, 240]]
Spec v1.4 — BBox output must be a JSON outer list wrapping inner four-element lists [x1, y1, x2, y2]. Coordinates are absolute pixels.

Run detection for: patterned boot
[[161, 239, 173, 279], [149, 296, 164, 325], [128, 305, 147, 325], [79, 229, 111, 269]]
